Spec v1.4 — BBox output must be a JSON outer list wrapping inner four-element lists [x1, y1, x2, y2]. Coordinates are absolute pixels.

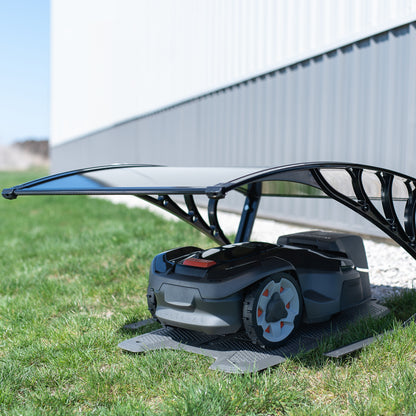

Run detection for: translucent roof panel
[[2, 162, 414, 201]]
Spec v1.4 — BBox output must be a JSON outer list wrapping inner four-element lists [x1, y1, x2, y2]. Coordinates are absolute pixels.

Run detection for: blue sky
[[0, 0, 49, 144]]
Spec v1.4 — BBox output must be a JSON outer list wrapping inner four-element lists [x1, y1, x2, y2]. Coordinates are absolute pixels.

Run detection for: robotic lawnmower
[[147, 231, 370, 348], [3, 162, 416, 351]]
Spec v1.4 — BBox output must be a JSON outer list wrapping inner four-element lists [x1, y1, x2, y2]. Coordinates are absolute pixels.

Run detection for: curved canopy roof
[[2, 162, 414, 199], [3, 162, 416, 260]]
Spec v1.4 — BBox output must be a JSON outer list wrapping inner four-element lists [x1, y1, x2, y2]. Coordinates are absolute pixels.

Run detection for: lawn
[[1, 170, 416, 415]]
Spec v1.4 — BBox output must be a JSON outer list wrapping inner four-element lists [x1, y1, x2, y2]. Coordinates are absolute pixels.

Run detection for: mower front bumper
[[152, 283, 243, 335]]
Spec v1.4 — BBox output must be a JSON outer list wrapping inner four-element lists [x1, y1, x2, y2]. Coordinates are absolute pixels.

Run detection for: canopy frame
[[3, 162, 416, 259]]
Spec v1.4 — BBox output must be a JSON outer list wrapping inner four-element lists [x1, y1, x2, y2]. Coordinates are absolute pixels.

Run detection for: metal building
[[50, 2, 416, 236]]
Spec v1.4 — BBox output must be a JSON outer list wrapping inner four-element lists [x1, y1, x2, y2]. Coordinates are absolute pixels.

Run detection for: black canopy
[[3, 162, 416, 259]]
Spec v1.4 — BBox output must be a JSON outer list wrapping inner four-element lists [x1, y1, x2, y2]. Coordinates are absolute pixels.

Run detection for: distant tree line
[[14, 139, 49, 158]]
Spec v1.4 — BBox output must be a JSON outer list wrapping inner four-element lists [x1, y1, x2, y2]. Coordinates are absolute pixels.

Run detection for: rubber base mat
[[118, 300, 389, 373]]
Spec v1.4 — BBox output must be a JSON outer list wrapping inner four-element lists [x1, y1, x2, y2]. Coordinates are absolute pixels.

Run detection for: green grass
[[1, 170, 416, 415]]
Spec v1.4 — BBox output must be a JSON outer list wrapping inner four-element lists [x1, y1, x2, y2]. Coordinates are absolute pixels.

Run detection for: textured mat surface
[[119, 300, 389, 373]]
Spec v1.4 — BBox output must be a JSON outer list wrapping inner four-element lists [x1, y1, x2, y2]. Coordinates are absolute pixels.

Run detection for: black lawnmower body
[[147, 230, 371, 346]]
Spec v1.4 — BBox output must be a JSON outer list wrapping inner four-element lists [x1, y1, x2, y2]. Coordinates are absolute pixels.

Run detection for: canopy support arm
[[137, 194, 229, 245], [184, 194, 229, 245], [235, 182, 262, 243], [312, 168, 416, 260]]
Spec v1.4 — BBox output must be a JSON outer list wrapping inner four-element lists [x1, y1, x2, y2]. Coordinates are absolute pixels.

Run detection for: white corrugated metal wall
[[50, 0, 416, 146], [51, 22, 416, 237]]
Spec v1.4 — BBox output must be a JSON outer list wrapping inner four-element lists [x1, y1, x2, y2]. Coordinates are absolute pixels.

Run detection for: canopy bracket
[[137, 194, 229, 245], [312, 168, 416, 260]]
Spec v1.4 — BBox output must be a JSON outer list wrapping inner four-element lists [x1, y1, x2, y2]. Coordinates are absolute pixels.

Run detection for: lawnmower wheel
[[243, 273, 303, 348]]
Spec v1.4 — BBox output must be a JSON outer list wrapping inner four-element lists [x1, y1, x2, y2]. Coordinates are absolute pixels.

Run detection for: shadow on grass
[[118, 316, 161, 336]]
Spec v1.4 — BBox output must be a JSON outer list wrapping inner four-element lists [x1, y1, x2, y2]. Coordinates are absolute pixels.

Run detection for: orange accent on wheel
[[263, 289, 269, 297], [286, 302, 290, 309], [257, 307, 263, 317], [280, 321, 284, 328], [265, 325, 271, 333], [280, 286, 284, 293]]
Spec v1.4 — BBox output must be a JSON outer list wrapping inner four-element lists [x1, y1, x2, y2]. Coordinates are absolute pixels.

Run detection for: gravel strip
[[97, 195, 416, 300]]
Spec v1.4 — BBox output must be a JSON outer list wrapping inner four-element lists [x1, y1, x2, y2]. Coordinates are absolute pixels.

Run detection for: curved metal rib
[[183, 194, 221, 242], [404, 180, 416, 242], [376, 171, 409, 242], [208, 198, 231, 245]]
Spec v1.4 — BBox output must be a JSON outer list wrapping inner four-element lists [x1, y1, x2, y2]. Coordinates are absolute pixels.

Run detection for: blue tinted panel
[[30, 174, 102, 190]]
